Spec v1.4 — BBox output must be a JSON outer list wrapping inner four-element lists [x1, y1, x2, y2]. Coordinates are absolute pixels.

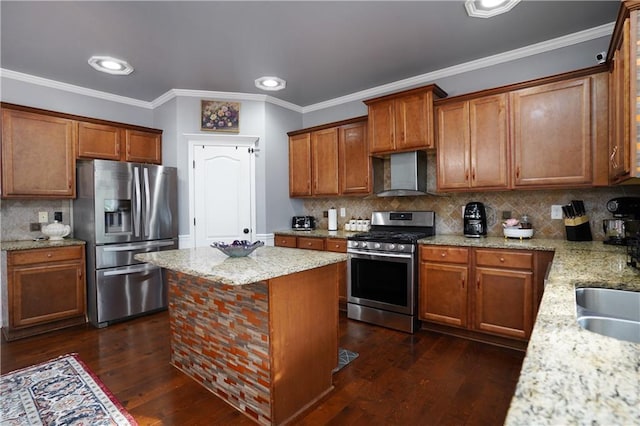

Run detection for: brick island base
[[166, 263, 339, 425]]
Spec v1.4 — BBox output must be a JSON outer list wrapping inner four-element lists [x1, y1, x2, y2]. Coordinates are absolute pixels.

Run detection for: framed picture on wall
[[201, 100, 240, 132]]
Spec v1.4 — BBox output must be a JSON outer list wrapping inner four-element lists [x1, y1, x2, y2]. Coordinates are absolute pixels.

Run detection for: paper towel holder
[[328, 207, 338, 231]]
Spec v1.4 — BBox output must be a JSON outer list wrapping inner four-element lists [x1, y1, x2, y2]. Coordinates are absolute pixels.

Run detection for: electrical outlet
[[323, 210, 328, 218], [340, 207, 346, 217], [38, 211, 48, 223], [551, 205, 563, 220]]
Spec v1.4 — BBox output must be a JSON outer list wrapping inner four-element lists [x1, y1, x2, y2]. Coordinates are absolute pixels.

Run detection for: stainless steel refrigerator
[[73, 159, 178, 327]]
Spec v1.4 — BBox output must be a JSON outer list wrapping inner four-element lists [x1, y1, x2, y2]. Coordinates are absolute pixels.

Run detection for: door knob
[[243, 228, 249, 234]]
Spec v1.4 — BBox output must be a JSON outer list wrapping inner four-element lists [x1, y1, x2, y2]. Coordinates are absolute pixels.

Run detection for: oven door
[[347, 249, 415, 315]]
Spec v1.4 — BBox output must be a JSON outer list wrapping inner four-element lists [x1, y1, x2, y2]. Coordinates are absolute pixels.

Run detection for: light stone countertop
[[419, 236, 640, 425], [1, 239, 86, 251], [135, 245, 347, 286]]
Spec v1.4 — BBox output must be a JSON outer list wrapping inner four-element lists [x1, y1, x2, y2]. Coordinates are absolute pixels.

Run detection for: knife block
[[564, 215, 592, 241]]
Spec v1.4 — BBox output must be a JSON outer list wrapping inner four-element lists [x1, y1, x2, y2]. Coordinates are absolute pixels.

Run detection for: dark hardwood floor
[[1, 311, 525, 425]]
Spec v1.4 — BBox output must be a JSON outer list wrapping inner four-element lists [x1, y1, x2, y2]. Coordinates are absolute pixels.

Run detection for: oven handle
[[348, 250, 413, 259]]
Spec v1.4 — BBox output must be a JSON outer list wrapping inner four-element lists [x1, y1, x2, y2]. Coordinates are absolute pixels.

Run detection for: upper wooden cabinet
[[311, 128, 340, 196], [123, 129, 162, 164], [434, 67, 609, 192], [364, 85, 447, 155], [436, 93, 509, 191], [288, 116, 370, 198], [339, 121, 370, 194], [1, 108, 76, 198], [288, 133, 312, 197], [510, 77, 593, 187], [607, 1, 640, 183], [78, 124, 162, 164], [77, 121, 122, 160]]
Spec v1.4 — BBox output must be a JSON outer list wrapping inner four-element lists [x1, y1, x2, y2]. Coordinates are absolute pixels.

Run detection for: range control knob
[[374, 243, 381, 249], [398, 244, 405, 251], [388, 244, 396, 251]]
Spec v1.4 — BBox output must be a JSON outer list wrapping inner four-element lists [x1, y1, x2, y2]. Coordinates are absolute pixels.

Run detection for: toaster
[[292, 216, 315, 230]]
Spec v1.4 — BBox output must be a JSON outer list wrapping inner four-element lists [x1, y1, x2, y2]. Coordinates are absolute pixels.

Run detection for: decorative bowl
[[211, 240, 264, 257], [503, 227, 534, 239], [41, 221, 71, 240]]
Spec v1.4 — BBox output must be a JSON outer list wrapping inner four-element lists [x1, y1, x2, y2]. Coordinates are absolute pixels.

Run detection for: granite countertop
[[135, 245, 347, 286], [1, 239, 86, 251], [419, 236, 640, 425], [274, 229, 358, 239]]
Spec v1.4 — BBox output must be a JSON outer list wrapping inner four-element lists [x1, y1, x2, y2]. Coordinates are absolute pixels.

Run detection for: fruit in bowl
[[211, 240, 264, 257]]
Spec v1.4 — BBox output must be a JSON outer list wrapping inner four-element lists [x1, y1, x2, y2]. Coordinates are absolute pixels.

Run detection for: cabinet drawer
[[420, 246, 469, 264], [8, 246, 83, 266], [326, 238, 347, 253], [274, 235, 297, 248], [297, 237, 325, 251], [475, 249, 533, 269]]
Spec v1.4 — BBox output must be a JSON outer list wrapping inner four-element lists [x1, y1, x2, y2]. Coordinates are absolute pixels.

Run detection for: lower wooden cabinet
[[420, 245, 548, 343], [274, 234, 348, 310], [2, 245, 87, 341]]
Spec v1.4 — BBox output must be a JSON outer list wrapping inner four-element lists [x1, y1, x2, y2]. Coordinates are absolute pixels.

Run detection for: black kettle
[[464, 202, 487, 238]]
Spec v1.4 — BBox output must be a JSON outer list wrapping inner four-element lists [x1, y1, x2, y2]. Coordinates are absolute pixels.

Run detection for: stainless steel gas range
[[347, 211, 435, 333]]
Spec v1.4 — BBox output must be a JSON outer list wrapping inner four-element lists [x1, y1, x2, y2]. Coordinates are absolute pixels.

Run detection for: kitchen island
[[419, 236, 640, 425], [136, 245, 346, 426]]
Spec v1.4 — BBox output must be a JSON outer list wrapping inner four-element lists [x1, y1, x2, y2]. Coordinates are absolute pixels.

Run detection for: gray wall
[[264, 102, 304, 232], [1, 76, 154, 127], [302, 36, 611, 127]]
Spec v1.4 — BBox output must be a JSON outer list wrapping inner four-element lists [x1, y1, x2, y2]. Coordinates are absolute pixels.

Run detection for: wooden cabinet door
[[289, 133, 312, 197], [395, 91, 433, 150], [124, 129, 162, 164], [10, 261, 85, 328], [297, 237, 325, 251], [274, 235, 297, 248], [1, 109, 76, 198], [474, 267, 532, 340], [511, 77, 592, 187], [610, 18, 632, 181], [436, 101, 470, 190], [311, 128, 339, 196], [419, 262, 468, 327], [339, 121, 370, 195], [77, 121, 121, 160], [368, 99, 395, 154], [470, 94, 509, 189]]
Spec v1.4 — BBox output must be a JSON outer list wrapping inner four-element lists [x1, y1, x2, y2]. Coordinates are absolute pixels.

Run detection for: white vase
[[41, 221, 71, 240]]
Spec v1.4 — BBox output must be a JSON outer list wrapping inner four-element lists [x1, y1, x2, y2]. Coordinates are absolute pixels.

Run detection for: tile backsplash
[[303, 179, 640, 241], [1, 199, 72, 241]]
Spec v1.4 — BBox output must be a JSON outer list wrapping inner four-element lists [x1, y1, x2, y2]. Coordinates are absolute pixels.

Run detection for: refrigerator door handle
[[102, 240, 176, 252], [143, 167, 151, 238], [133, 166, 141, 237], [103, 264, 158, 277]]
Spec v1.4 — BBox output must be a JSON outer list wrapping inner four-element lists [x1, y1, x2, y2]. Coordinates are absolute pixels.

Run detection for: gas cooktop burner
[[350, 230, 430, 244]]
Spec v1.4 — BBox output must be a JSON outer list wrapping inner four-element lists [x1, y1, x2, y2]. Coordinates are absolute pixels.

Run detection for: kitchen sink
[[575, 287, 640, 344], [575, 288, 640, 321], [577, 317, 640, 344]]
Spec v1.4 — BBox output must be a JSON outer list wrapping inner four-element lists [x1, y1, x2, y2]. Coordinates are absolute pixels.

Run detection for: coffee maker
[[603, 197, 640, 245], [464, 202, 487, 238]]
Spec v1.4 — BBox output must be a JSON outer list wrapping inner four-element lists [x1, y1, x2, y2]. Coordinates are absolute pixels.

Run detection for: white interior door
[[194, 145, 253, 247]]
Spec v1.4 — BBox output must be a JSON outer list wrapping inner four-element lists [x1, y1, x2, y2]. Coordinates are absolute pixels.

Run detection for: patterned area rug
[[0, 353, 137, 426], [333, 348, 359, 373]]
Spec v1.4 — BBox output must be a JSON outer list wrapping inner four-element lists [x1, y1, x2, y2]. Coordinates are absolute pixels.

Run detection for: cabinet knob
[[499, 257, 505, 262], [47, 253, 52, 258], [441, 252, 446, 257], [308, 242, 312, 246]]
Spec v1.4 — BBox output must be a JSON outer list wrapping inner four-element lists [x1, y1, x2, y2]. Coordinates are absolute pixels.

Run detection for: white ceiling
[[0, 1, 620, 108]]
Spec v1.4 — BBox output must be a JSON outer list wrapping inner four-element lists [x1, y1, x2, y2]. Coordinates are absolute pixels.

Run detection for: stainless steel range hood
[[376, 151, 429, 197]]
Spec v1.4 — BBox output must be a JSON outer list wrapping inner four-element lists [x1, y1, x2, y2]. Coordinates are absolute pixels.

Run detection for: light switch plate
[[551, 205, 563, 220], [38, 211, 48, 223], [340, 207, 346, 217]]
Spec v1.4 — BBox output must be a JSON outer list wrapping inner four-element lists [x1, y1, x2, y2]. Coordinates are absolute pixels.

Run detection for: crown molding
[[0, 68, 153, 109], [1, 22, 613, 115], [151, 88, 303, 113], [301, 21, 615, 113]]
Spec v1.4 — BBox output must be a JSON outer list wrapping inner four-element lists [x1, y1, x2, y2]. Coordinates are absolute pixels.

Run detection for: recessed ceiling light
[[88, 55, 134, 75], [255, 76, 286, 91], [465, 0, 520, 18]]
